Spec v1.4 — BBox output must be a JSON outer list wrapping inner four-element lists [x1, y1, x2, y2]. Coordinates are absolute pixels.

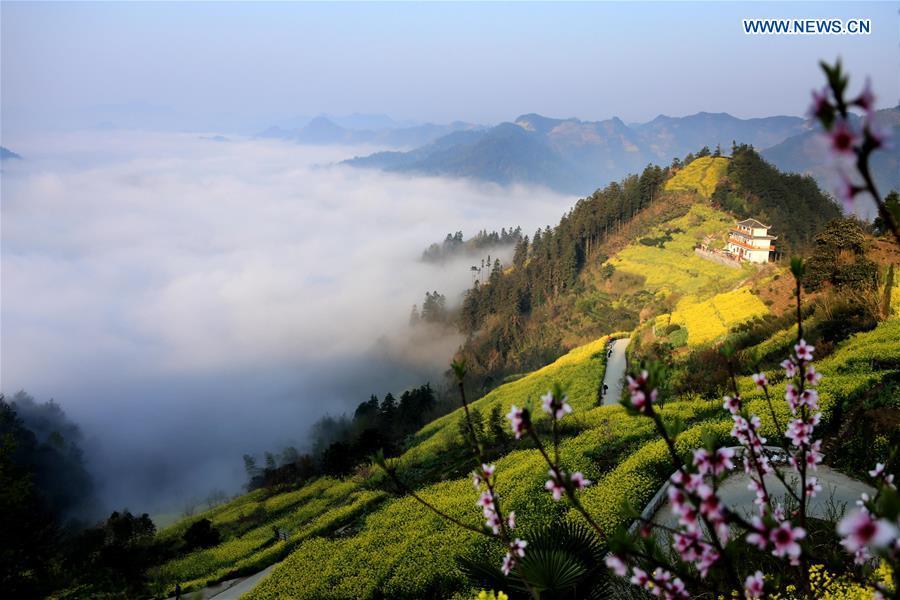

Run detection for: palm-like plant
[[457, 520, 612, 599]]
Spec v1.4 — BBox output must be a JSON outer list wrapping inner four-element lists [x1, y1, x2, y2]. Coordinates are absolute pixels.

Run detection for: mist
[[0, 131, 571, 514]]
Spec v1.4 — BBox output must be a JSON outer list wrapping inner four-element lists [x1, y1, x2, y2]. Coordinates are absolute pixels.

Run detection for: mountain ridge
[[343, 111, 810, 194]]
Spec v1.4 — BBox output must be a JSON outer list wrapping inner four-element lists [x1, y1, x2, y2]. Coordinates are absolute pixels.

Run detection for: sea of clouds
[[1, 131, 572, 513]]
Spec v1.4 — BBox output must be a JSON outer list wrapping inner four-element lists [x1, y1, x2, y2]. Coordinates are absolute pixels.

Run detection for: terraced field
[[659, 286, 770, 345], [606, 203, 753, 297], [664, 156, 730, 198], [158, 315, 900, 600]]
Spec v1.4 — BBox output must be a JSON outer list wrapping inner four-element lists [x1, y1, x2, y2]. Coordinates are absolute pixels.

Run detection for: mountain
[[762, 106, 900, 219], [1, 146, 23, 160], [255, 117, 483, 148], [345, 111, 808, 195], [634, 112, 806, 161]]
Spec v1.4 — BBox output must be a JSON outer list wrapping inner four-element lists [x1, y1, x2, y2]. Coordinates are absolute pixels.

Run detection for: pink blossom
[[785, 418, 813, 447], [545, 470, 566, 501], [794, 339, 815, 362], [723, 394, 741, 414], [744, 571, 765, 599], [837, 509, 899, 553], [751, 372, 768, 389], [501, 553, 515, 575], [746, 517, 768, 550], [570, 471, 591, 490], [826, 119, 858, 158], [800, 389, 819, 411], [485, 511, 502, 534], [509, 538, 527, 557], [506, 405, 526, 439], [807, 85, 831, 120], [697, 485, 724, 522], [506, 511, 516, 530], [674, 529, 702, 561], [541, 389, 572, 420], [865, 120, 892, 151], [630, 567, 650, 587], [855, 77, 876, 117], [605, 554, 628, 576], [804, 366, 822, 386], [805, 477, 822, 498], [785, 384, 800, 412], [627, 370, 648, 393], [835, 172, 859, 209], [806, 440, 823, 470], [711, 447, 735, 475], [869, 463, 887, 478], [696, 544, 719, 578], [781, 358, 798, 378], [769, 521, 805, 559]]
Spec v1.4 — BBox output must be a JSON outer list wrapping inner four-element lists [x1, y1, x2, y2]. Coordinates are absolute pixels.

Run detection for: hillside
[[454, 148, 839, 391], [153, 310, 900, 599]]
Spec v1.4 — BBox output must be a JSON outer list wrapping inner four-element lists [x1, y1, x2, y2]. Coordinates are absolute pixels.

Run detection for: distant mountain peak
[[1, 146, 22, 161]]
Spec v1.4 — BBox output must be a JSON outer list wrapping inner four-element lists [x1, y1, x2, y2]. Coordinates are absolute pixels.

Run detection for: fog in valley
[[0, 131, 572, 515]]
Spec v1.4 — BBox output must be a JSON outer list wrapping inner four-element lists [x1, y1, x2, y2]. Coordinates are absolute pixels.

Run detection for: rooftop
[[736, 217, 771, 229]]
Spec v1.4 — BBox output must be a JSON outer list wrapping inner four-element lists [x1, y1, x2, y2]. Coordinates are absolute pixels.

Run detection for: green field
[[664, 156, 730, 198], [607, 203, 753, 297], [659, 286, 770, 345]]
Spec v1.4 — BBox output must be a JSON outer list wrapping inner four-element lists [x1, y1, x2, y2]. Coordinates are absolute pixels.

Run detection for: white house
[[726, 218, 776, 263]]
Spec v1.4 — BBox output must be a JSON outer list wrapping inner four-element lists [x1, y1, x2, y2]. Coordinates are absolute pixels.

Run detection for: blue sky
[[2, 1, 897, 132]]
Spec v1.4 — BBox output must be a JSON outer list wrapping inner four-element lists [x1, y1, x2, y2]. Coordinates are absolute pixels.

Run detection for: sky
[[2, 1, 898, 134]]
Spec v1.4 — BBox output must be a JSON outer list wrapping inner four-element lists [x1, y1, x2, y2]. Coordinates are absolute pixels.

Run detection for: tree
[[487, 404, 508, 447], [457, 407, 484, 447], [183, 518, 220, 551], [873, 191, 900, 236]]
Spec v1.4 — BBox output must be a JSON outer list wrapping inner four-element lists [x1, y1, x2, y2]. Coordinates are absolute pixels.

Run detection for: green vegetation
[[659, 286, 770, 345], [607, 203, 752, 296], [664, 155, 729, 198], [712, 144, 842, 255]]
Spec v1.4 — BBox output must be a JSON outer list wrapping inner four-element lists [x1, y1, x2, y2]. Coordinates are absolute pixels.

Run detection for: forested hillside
[[454, 146, 842, 391]]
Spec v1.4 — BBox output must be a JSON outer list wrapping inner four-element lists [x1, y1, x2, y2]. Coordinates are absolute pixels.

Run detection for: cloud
[[1, 131, 571, 512]]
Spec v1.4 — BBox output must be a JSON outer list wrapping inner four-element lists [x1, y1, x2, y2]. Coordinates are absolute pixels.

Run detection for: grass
[[606, 204, 753, 298], [664, 156, 730, 198], [659, 286, 770, 346]]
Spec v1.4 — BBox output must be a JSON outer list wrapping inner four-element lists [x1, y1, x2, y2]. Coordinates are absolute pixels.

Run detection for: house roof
[[736, 218, 771, 229]]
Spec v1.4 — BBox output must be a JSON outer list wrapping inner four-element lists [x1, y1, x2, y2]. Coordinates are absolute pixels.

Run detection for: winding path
[[600, 337, 630, 405], [166, 563, 278, 600]]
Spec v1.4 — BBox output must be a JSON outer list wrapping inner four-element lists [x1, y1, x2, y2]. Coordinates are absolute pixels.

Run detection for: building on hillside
[[726, 218, 776, 263]]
